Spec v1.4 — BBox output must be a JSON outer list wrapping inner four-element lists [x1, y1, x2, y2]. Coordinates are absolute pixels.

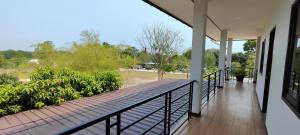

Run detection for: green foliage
[[80, 30, 101, 45], [204, 49, 218, 68], [0, 109, 7, 116], [246, 52, 256, 68], [94, 71, 122, 92], [182, 49, 191, 60], [33, 41, 56, 60], [0, 55, 6, 68], [0, 66, 122, 117], [234, 68, 247, 77], [120, 46, 139, 58], [243, 40, 256, 54], [0, 50, 32, 68], [0, 50, 32, 59], [137, 52, 151, 64], [6, 105, 22, 114], [0, 74, 18, 85], [138, 23, 183, 80], [232, 52, 248, 67], [163, 64, 176, 72], [34, 102, 45, 109], [68, 44, 121, 71]]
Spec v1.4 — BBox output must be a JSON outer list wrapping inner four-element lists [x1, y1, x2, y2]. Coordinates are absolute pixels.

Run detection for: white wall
[[256, 0, 300, 135]]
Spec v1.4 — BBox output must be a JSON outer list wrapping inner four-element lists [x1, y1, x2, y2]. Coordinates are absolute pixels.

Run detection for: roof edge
[[142, 0, 192, 28]]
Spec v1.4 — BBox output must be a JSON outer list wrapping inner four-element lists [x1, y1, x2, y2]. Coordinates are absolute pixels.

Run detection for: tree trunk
[[157, 69, 162, 80]]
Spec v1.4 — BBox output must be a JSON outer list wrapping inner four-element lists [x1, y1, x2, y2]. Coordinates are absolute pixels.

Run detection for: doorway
[[262, 27, 276, 115]]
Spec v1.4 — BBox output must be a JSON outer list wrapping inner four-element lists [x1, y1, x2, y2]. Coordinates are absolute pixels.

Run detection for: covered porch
[[143, 0, 272, 117], [0, 78, 266, 135], [176, 81, 266, 135], [0, 0, 274, 134]]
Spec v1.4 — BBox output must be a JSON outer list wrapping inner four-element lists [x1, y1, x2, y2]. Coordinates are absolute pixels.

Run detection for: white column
[[190, 0, 208, 115], [218, 30, 227, 87], [254, 36, 261, 82], [226, 38, 233, 67]]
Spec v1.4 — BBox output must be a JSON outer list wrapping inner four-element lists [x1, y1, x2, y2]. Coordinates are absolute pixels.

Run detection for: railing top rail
[[227, 66, 255, 69], [203, 70, 221, 78], [57, 79, 196, 134]]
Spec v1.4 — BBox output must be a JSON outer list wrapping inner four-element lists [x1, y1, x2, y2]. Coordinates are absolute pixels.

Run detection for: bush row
[[0, 67, 122, 116], [0, 74, 18, 85]]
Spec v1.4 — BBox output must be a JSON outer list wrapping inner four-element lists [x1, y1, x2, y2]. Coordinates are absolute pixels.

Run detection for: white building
[[144, 0, 300, 135]]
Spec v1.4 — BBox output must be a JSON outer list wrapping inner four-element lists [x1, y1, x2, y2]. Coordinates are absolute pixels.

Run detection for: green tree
[[69, 43, 120, 71], [80, 30, 101, 45], [138, 23, 183, 80], [0, 55, 6, 68], [121, 46, 139, 58], [204, 49, 217, 68], [171, 55, 189, 72], [243, 40, 256, 53], [33, 41, 56, 60], [137, 52, 152, 64], [182, 49, 191, 60], [0, 50, 32, 59], [232, 52, 248, 67]]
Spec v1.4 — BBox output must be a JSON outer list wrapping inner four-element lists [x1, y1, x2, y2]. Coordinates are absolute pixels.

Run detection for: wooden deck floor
[[0, 79, 191, 135], [175, 81, 267, 135]]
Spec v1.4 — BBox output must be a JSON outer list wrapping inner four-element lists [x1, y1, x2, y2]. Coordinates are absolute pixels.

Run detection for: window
[[283, 0, 300, 118], [259, 40, 265, 74]]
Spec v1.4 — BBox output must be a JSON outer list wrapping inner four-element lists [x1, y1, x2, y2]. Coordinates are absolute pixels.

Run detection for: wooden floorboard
[[0, 79, 191, 135], [175, 81, 267, 135]]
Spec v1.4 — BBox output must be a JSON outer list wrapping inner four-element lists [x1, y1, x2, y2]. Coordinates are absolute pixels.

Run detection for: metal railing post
[[167, 92, 172, 135], [218, 70, 221, 87], [164, 93, 168, 135], [58, 80, 195, 135], [116, 114, 121, 135], [188, 82, 193, 119], [207, 75, 211, 102], [214, 72, 217, 94], [106, 118, 110, 135]]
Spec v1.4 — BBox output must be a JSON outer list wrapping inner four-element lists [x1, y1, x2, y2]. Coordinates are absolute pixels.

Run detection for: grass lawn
[[119, 69, 189, 88]]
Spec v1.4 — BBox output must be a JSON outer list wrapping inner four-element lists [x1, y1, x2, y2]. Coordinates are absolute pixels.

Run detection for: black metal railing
[[201, 70, 222, 106], [58, 80, 195, 135], [225, 67, 256, 82]]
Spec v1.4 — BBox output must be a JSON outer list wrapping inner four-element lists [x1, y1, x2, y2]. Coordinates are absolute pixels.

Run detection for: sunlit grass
[[119, 69, 188, 88]]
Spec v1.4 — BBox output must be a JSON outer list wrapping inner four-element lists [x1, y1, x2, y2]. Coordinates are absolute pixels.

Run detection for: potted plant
[[234, 68, 246, 82]]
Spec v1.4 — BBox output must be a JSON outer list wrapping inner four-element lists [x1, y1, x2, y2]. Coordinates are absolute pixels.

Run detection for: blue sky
[[0, 0, 244, 53]]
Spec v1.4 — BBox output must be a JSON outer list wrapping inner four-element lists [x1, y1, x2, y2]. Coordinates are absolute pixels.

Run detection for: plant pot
[[236, 76, 244, 82]]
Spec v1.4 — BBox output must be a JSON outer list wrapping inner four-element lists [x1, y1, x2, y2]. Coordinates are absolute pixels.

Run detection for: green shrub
[[54, 98, 65, 105], [234, 68, 247, 77], [30, 66, 56, 80], [95, 71, 122, 92], [0, 74, 18, 85], [6, 105, 22, 114], [0, 109, 7, 116], [34, 101, 45, 109], [0, 66, 122, 117]]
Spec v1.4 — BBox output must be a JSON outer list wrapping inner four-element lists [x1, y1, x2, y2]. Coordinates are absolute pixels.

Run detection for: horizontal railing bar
[[171, 92, 189, 103], [171, 101, 189, 115], [110, 122, 117, 128], [171, 110, 188, 126], [141, 118, 165, 135], [203, 70, 221, 78], [121, 105, 165, 132], [58, 80, 195, 134]]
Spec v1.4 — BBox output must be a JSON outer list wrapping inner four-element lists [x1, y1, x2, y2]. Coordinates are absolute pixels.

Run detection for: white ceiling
[[146, 0, 276, 41]]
